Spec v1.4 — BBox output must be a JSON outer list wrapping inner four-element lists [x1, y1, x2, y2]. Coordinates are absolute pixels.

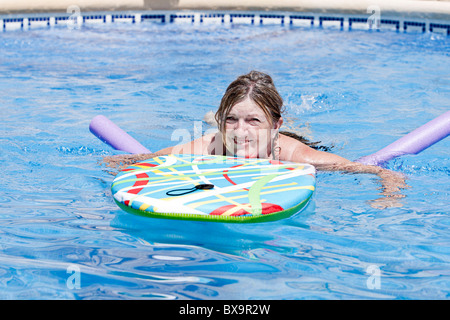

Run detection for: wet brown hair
[[214, 70, 331, 153]]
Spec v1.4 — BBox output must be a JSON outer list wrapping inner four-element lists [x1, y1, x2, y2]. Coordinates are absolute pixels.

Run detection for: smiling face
[[215, 71, 284, 158], [224, 97, 282, 158]]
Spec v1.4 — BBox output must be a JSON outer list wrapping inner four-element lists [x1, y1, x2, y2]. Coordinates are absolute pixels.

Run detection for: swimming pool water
[[0, 19, 449, 300]]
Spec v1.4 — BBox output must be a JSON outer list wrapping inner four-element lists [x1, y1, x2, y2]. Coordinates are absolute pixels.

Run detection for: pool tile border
[[0, 11, 449, 35]]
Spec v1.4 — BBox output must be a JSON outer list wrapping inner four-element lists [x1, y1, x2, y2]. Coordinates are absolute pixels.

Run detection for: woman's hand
[[100, 153, 168, 174], [313, 158, 410, 209], [370, 169, 410, 209], [377, 169, 410, 194]]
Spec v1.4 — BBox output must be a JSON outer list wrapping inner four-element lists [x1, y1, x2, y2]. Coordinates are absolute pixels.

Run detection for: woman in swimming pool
[[159, 70, 349, 163], [105, 71, 408, 208]]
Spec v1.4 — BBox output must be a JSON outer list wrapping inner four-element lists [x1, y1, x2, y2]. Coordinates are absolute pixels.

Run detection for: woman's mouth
[[233, 137, 251, 145]]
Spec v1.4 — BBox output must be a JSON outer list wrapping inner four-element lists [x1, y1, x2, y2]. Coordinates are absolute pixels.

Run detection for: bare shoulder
[[278, 134, 312, 162], [279, 133, 352, 165]]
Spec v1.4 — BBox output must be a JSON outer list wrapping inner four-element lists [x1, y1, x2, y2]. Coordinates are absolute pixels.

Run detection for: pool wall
[[0, 0, 449, 34]]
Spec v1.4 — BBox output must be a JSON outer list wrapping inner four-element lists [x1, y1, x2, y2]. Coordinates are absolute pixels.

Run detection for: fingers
[[369, 197, 404, 209]]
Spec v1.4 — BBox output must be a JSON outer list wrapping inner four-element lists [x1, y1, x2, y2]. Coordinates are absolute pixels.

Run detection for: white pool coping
[[1, 0, 450, 19], [0, 1, 449, 34]]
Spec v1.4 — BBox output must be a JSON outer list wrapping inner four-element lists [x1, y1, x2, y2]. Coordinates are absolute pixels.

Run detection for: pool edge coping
[[1, 0, 450, 20], [1, 8, 449, 35]]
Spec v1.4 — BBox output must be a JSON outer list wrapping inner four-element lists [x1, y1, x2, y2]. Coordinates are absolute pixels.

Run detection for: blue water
[[0, 19, 449, 299]]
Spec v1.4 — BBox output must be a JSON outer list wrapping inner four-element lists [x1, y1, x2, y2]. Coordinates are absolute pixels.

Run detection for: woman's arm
[[100, 152, 168, 173], [281, 136, 410, 208], [101, 133, 217, 173], [315, 158, 410, 209], [159, 133, 218, 155]]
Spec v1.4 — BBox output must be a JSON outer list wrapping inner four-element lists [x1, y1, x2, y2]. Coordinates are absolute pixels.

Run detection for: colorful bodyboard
[[111, 154, 316, 223]]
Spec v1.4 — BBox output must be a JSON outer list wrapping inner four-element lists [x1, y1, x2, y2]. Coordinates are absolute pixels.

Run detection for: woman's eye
[[226, 117, 236, 123]]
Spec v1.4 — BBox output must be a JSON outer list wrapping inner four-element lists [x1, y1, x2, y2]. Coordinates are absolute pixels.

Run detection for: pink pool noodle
[[89, 115, 151, 154], [356, 111, 450, 166]]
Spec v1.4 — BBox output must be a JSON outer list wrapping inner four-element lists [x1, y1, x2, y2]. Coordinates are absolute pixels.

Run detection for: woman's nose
[[233, 119, 248, 133]]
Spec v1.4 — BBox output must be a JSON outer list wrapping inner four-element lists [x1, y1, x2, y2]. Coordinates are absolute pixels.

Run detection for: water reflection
[[110, 201, 316, 258]]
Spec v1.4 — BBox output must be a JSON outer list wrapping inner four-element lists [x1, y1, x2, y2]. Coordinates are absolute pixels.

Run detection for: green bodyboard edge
[[114, 193, 313, 224]]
